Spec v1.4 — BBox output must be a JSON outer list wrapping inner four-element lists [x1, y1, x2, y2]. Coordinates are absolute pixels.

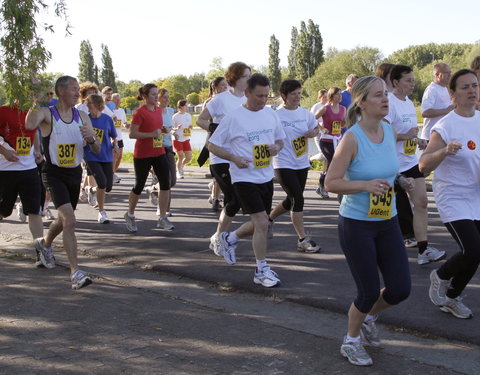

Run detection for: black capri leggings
[[338, 215, 411, 313], [438, 219, 480, 299], [210, 163, 240, 217], [319, 140, 335, 186], [275, 167, 309, 212], [132, 155, 170, 195], [86, 161, 113, 192]]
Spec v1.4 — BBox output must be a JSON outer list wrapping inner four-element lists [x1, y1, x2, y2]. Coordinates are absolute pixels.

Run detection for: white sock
[[128, 213, 135, 218], [228, 231, 239, 244], [345, 334, 361, 343], [364, 314, 377, 322], [256, 259, 268, 271]]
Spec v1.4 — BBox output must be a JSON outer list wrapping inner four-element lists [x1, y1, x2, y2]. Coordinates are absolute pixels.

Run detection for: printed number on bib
[[291, 136, 307, 158], [115, 119, 122, 128], [56, 143, 77, 167], [404, 139, 417, 155], [16, 137, 31, 156], [331, 121, 343, 136], [253, 144, 271, 169], [153, 135, 164, 148], [183, 127, 191, 137], [368, 186, 393, 219], [94, 128, 104, 144]]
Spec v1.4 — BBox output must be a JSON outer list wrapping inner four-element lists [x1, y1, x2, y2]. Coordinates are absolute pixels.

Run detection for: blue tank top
[[339, 122, 399, 221]]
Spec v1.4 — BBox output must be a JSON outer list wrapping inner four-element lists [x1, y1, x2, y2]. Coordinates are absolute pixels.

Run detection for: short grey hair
[[54, 76, 77, 96]]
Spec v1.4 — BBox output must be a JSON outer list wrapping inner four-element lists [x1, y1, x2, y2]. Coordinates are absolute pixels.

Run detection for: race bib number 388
[[56, 143, 77, 167], [367, 187, 393, 219], [253, 144, 271, 168], [16, 137, 32, 156]]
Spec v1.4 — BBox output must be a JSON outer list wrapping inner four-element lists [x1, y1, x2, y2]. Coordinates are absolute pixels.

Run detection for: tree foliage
[[268, 34, 281, 96], [100, 44, 116, 91], [78, 40, 95, 83], [0, 0, 69, 108], [287, 27, 298, 79], [186, 92, 200, 106], [120, 96, 139, 111]]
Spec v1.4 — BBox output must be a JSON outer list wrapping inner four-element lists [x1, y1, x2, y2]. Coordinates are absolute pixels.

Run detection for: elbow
[[418, 158, 429, 175]]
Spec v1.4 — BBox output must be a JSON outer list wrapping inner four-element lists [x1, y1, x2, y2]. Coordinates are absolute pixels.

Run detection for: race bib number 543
[[253, 144, 271, 168], [368, 186, 393, 219]]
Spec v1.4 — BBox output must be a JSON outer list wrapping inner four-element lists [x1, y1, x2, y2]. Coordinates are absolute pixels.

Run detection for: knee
[[413, 194, 428, 210], [225, 200, 240, 217], [292, 195, 304, 212], [255, 215, 269, 233], [356, 290, 381, 313], [384, 284, 411, 306], [282, 199, 292, 211], [61, 214, 76, 231]]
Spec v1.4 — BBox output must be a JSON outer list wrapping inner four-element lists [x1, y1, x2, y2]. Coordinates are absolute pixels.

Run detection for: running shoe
[[360, 316, 380, 347], [124, 212, 138, 232], [417, 246, 446, 265], [157, 216, 174, 230], [85, 186, 97, 207], [209, 233, 222, 256], [98, 210, 110, 224], [71, 269, 92, 290], [211, 199, 221, 212], [176, 171, 184, 180], [297, 236, 321, 253], [253, 267, 281, 287], [34, 238, 56, 269], [16, 203, 27, 223], [429, 269, 450, 306], [146, 186, 158, 206], [113, 173, 121, 183], [79, 188, 88, 202], [315, 186, 329, 199], [267, 220, 274, 239], [219, 232, 237, 265], [440, 296, 473, 319], [44, 208, 55, 220], [166, 211, 173, 217], [404, 237, 418, 248], [340, 337, 373, 366]]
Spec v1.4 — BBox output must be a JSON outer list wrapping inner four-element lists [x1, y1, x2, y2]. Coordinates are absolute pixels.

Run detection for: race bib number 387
[[56, 143, 77, 167], [16, 137, 31, 156], [253, 144, 271, 168], [367, 186, 393, 219]]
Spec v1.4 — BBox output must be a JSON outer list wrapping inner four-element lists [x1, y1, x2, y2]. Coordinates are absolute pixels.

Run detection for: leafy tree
[[94, 64, 99, 86], [295, 20, 324, 83], [157, 75, 190, 107], [188, 73, 206, 93], [287, 26, 298, 79], [268, 34, 281, 96], [186, 92, 200, 106], [205, 56, 225, 82], [100, 44, 116, 91], [307, 19, 324, 71], [120, 96, 139, 111], [0, 0, 69, 108], [78, 40, 95, 83], [198, 87, 210, 104], [121, 80, 143, 98]]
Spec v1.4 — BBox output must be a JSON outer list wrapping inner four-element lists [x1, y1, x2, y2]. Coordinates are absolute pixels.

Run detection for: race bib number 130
[[56, 143, 77, 167], [368, 186, 393, 219], [16, 137, 31, 156], [253, 144, 271, 168]]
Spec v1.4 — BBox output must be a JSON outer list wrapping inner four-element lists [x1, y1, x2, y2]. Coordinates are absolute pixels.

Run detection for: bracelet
[[87, 138, 96, 145]]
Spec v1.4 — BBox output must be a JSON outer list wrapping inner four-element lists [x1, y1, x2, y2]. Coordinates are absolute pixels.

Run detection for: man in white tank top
[[26, 76, 100, 290]]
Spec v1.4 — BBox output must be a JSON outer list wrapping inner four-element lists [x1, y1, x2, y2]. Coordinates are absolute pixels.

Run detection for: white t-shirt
[[76, 103, 114, 118], [273, 107, 317, 170], [385, 92, 418, 172], [0, 142, 36, 171], [420, 82, 451, 140], [112, 107, 127, 141], [207, 91, 246, 165], [431, 110, 480, 222], [172, 112, 192, 142], [310, 102, 324, 124], [209, 105, 286, 184]]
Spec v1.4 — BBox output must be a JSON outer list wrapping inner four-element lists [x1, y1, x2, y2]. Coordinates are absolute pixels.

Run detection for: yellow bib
[[404, 139, 417, 156], [16, 137, 31, 156], [367, 187, 393, 219], [331, 121, 342, 136], [183, 127, 191, 137], [253, 144, 271, 169], [153, 135, 164, 148], [56, 143, 77, 167], [291, 136, 307, 158], [94, 128, 104, 144]]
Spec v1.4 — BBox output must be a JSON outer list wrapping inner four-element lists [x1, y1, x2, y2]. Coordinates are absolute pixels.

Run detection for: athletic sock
[[364, 314, 377, 322], [127, 213, 135, 218], [345, 334, 361, 343], [418, 241, 428, 254], [256, 259, 268, 271], [228, 231, 239, 244]]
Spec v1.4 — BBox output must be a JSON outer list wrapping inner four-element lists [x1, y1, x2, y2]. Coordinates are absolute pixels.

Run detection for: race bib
[[404, 139, 417, 155], [253, 144, 271, 169], [368, 187, 393, 219], [56, 143, 77, 167], [331, 121, 343, 136], [153, 135, 164, 148], [291, 136, 307, 158], [16, 137, 31, 156], [94, 128, 104, 144], [114, 119, 122, 128], [183, 127, 191, 137]]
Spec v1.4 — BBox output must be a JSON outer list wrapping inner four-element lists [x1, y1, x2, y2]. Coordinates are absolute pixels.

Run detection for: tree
[[295, 20, 324, 83], [157, 75, 190, 107], [186, 92, 200, 106], [120, 96, 139, 111], [0, 0, 69, 108], [188, 73, 206, 93], [268, 34, 281, 96], [78, 40, 95, 83], [205, 56, 225, 82], [287, 27, 298, 79], [93, 64, 99, 86], [100, 44, 116, 91], [307, 19, 324, 72]]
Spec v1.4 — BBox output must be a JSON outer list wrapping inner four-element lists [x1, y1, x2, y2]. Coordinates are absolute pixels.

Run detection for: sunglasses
[[48, 92, 54, 95]]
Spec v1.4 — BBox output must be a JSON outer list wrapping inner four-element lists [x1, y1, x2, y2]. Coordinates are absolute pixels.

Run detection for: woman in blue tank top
[[325, 76, 411, 367]]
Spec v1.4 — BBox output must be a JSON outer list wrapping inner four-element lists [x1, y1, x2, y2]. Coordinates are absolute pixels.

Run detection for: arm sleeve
[[421, 86, 436, 112]]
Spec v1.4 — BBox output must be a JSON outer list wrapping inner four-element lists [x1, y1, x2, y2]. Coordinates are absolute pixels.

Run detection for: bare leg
[[28, 214, 43, 239], [158, 189, 169, 218], [96, 188, 106, 211], [216, 210, 234, 235], [407, 178, 428, 242], [128, 191, 140, 215], [347, 294, 391, 337]]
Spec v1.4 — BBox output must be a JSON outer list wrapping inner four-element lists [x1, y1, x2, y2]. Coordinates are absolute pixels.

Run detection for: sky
[[42, 0, 479, 83]]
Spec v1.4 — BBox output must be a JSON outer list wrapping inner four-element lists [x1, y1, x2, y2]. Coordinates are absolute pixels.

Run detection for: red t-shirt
[[132, 105, 165, 158], [0, 106, 35, 153]]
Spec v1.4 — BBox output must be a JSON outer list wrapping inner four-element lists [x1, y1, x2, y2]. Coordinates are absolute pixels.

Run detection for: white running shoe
[[34, 238, 56, 269], [253, 267, 281, 288], [79, 188, 88, 202], [124, 212, 138, 232], [85, 186, 97, 207], [209, 233, 222, 256], [297, 236, 321, 253], [71, 269, 92, 290], [340, 337, 373, 366], [418, 246, 446, 265], [404, 237, 417, 248], [315, 186, 329, 199], [429, 269, 450, 306], [176, 171, 184, 179], [16, 203, 26, 223], [98, 210, 110, 224], [440, 296, 473, 319], [44, 208, 55, 220], [157, 216, 174, 230], [360, 316, 380, 347], [113, 173, 121, 183], [219, 232, 237, 265], [146, 186, 158, 206]]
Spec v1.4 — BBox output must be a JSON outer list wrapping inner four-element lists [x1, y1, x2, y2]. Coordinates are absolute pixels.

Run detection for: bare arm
[[418, 130, 461, 175], [208, 142, 251, 168], [25, 107, 49, 131], [422, 105, 454, 118], [79, 112, 101, 154], [396, 126, 419, 141], [129, 123, 162, 140], [196, 106, 212, 131]]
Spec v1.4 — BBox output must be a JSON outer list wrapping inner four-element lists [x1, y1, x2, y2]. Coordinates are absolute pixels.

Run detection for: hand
[[233, 156, 251, 169], [34, 151, 44, 164], [152, 129, 162, 138], [407, 127, 418, 139], [321, 127, 329, 134], [398, 176, 415, 192], [80, 125, 94, 140], [304, 129, 316, 138], [418, 138, 428, 150], [266, 144, 280, 156], [366, 179, 391, 196], [0, 148, 19, 162], [445, 141, 462, 156]]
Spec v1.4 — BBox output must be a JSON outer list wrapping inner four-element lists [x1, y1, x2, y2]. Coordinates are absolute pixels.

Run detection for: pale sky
[[43, 0, 479, 83]]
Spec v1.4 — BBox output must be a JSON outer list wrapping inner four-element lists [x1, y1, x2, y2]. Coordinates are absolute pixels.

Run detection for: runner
[[316, 87, 346, 199], [309, 89, 327, 164], [111, 93, 128, 183], [325, 76, 411, 366], [386, 64, 446, 265], [269, 79, 320, 252], [25, 75, 100, 289], [172, 99, 192, 179], [208, 73, 285, 287], [102, 86, 115, 112], [420, 69, 479, 319], [196, 62, 251, 255], [124, 83, 173, 232], [84, 94, 119, 223]]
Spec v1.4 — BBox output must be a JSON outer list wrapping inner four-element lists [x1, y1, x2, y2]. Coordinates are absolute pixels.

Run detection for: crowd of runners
[[1, 56, 479, 367]]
